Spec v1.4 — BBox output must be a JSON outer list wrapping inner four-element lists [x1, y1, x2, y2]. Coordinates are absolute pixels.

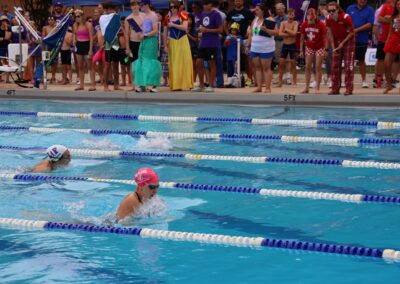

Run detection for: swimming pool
[[0, 99, 399, 283]]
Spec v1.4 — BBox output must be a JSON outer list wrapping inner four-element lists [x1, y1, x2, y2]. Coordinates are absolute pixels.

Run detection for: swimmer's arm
[[116, 194, 137, 221]]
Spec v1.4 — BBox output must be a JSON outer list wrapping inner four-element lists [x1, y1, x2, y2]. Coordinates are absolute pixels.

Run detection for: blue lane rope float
[[0, 110, 399, 129], [1, 125, 400, 147], [0, 217, 399, 262], [1, 145, 400, 170], [1, 173, 400, 205]]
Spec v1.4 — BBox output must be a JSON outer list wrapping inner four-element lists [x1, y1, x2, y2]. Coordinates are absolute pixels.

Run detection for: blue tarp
[[51, 0, 170, 9]]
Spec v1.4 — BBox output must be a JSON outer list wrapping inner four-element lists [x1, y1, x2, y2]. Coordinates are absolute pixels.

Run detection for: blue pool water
[[0, 99, 399, 283]]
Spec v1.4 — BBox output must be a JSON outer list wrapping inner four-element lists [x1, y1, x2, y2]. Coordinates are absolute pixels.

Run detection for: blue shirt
[[226, 35, 242, 61], [346, 4, 375, 43]]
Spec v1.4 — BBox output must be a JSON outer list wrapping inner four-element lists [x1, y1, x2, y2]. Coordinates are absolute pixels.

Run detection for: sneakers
[[192, 87, 203, 92], [309, 81, 317, 88], [150, 87, 158, 93], [245, 78, 253, 87], [204, 87, 214, 93], [362, 81, 369, 88]]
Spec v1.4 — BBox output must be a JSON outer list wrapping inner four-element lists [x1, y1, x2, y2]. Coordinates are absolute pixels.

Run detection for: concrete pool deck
[[1, 77, 400, 107]]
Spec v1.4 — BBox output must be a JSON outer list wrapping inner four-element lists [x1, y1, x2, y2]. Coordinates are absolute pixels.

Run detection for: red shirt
[[300, 20, 327, 50], [326, 12, 354, 43], [379, 3, 395, 42]]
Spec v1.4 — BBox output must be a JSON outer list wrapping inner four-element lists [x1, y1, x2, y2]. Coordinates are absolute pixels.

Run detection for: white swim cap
[[46, 145, 68, 161]]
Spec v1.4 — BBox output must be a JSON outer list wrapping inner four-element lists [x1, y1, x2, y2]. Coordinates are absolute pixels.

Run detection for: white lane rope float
[[0, 217, 399, 262], [0, 110, 399, 129], [1, 145, 400, 170], [1, 126, 400, 147], [0, 173, 399, 205]]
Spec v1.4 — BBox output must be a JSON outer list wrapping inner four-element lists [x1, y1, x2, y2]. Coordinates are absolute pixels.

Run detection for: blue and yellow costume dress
[[167, 14, 193, 90]]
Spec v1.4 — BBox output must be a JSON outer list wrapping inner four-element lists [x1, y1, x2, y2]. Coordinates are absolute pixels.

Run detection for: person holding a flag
[[100, 2, 122, 92], [132, 0, 162, 93]]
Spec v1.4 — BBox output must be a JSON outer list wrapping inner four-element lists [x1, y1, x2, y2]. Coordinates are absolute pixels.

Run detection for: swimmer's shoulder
[[30, 160, 52, 173]]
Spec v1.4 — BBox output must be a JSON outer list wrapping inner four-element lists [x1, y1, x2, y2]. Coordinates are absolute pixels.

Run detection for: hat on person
[[55, 2, 64, 7], [140, 0, 151, 5], [46, 145, 68, 162], [134, 168, 159, 187], [0, 15, 9, 22], [229, 22, 240, 31]]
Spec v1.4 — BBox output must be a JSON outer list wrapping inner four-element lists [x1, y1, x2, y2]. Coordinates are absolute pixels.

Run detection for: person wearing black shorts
[[192, 0, 223, 92], [129, 41, 140, 62]]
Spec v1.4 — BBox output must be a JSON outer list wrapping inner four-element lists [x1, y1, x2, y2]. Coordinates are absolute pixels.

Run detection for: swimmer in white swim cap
[[116, 167, 160, 222], [31, 145, 71, 172]]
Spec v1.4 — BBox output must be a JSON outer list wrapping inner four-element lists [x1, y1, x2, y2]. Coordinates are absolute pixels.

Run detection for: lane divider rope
[[1, 173, 399, 205], [0, 110, 399, 129], [1, 125, 400, 147], [1, 145, 400, 170], [0, 217, 399, 261]]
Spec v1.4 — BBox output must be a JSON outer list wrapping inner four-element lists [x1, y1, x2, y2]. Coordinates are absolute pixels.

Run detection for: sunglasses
[[328, 9, 336, 13], [148, 184, 160, 190], [130, 2, 138, 6], [170, 5, 177, 9]]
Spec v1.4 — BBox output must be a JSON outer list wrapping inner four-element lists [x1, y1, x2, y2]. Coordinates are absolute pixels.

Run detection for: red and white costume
[[326, 11, 355, 94], [300, 20, 327, 56], [384, 17, 400, 54]]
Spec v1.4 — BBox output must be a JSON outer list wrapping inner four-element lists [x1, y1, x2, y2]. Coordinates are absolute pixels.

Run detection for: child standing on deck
[[224, 22, 242, 87], [277, 8, 298, 87]]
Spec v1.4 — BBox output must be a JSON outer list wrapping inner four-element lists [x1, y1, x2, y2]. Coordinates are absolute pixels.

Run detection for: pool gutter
[[1, 89, 400, 107]]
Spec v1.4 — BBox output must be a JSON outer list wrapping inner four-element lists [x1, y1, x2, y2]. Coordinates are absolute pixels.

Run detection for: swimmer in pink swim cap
[[31, 145, 72, 172], [116, 167, 160, 222]]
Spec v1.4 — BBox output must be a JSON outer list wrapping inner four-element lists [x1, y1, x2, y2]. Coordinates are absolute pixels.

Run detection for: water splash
[[135, 136, 173, 151], [135, 195, 168, 219], [81, 138, 121, 150]]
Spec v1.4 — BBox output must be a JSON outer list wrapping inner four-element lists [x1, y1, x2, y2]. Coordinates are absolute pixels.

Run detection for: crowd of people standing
[[0, 0, 400, 95]]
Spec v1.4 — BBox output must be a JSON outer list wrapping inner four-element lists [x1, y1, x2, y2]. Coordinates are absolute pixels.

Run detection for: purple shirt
[[191, 11, 202, 31], [199, 10, 222, 48]]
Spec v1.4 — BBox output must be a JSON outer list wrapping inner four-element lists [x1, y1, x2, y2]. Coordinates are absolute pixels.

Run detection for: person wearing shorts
[[192, 0, 222, 93], [300, 8, 327, 94], [277, 8, 298, 87], [347, 0, 374, 88], [60, 28, 72, 84], [73, 10, 95, 91], [101, 2, 122, 91], [246, 3, 277, 93]]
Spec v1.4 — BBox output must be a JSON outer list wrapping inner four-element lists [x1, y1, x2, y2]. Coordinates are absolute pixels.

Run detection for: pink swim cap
[[134, 168, 159, 187]]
